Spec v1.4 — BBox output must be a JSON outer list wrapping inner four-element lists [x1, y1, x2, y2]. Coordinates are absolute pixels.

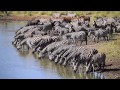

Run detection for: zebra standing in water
[[71, 48, 98, 73], [86, 52, 106, 72], [16, 35, 50, 50]]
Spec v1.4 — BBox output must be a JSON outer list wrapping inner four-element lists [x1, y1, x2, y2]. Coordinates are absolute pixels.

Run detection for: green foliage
[[59, 11, 67, 15], [0, 11, 120, 18]]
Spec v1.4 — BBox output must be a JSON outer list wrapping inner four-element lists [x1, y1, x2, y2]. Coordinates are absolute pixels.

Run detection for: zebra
[[49, 44, 75, 62], [88, 29, 109, 43], [38, 40, 69, 58], [16, 35, 50, 50], [62, 31, 88, 45], [71, 48, 98, 73], [32, 36, 60, 53], [87, 52, 106, 72]]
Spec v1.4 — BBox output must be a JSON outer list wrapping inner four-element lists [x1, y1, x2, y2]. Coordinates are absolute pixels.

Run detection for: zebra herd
[[12, 14, 120, 73]]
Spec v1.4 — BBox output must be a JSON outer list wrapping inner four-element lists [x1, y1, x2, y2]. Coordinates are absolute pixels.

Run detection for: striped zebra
[[87, 52, 106, 72], [32, 36, 60, 53], [15, 26, 36, 35], [38, 40, 69, 58], [49, 44, 75, 62], [61, 46, 86, 67], [62, 31, 88, 45], [16, 35, 46, 50], [72, 48, 98, 73]]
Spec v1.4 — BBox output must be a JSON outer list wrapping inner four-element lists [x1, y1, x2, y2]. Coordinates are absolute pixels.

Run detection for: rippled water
[[0, 21, 105, 79]]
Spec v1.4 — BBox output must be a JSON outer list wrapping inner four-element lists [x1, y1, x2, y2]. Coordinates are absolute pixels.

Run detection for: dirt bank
[[83, 39, 120, 79]]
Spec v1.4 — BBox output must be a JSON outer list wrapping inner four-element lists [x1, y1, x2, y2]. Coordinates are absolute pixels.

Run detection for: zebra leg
[[62, 58, 67, 66], [92, 64, 95, 73], [93, 36, 96, 43], [107, 35, 109, 41], [27, 45, 29, 51], [73, 38, 76, 44], [85, 37, 87, 45], [97, 36, 99, 43], [22, 45, 24, 50], [103, 36, 105, 41], [85, 62, 91, 73], [80, 40, 83, 46], [75, 39, 77, 45]]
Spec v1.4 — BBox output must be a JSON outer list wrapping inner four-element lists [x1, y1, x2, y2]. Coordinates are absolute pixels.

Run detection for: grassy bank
[[95, 33, 120, 79], [96, 33, 120, 61], [85, 33, 120, 79]]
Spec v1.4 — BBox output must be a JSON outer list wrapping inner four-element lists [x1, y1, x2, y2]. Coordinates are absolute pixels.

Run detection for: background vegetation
[[0, 11, 119, 24], [0, 11, 120, 17]]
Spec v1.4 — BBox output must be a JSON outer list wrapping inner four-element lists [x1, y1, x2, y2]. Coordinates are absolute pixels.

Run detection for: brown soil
[[80, 41, 120, 79], [103, 59, 120, 79]]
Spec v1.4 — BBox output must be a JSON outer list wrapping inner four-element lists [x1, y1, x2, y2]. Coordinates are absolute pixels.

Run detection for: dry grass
[[1, 11, 120, 17], [95, 33, 120, 61]]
